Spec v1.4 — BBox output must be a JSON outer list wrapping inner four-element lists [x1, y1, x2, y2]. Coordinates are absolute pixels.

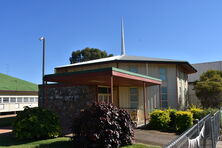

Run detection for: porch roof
[[44, 67, 162, 87]]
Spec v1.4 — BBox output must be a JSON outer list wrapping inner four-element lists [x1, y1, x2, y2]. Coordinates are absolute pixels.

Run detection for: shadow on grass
[[0, 133, 32, 146], [0, 116, 15, 127], [0, 133, 73, 147], [36, 140, 73, 148]]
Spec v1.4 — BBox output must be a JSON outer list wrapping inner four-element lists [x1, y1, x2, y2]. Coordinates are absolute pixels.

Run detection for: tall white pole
[[121, 18, 126, 55]]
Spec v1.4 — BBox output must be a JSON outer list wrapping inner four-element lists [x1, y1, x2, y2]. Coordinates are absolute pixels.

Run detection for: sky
[[0, 0, 222, 84]]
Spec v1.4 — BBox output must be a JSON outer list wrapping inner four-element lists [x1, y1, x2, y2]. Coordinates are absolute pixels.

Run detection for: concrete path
[[134, 129, 178, 147], [0, 114, 16, 119], [0, 126, 12, 135], [217, 141, 222, 148]]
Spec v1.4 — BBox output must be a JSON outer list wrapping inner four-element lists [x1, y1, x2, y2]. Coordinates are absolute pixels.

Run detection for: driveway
[[135, 129, 178, 147]]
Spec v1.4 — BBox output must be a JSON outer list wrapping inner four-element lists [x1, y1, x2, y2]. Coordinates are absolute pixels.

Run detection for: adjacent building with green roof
[[0, 73, 38, 113]]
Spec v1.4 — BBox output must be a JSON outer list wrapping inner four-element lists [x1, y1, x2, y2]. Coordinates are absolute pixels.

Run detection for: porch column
[[110, 76, 114, 103], [143, 82, 147, 125], [159, 85, 161, 108]]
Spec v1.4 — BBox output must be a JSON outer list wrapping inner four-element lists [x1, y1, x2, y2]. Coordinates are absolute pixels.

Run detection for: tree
[[194, 70, 222, 108], [69, 47, 113, 64]]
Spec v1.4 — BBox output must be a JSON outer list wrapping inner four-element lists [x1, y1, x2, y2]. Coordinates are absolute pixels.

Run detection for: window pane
[[0, 98, 2, 103], [10, 97, 16, 103], [98, 96, 103, 102], [30, 98, 34, 102], [130, 88, 138, 94], [161, 87, 167, 94], [129, 66, 138, 73], [103, 96, 108, 103], [131, 101, 138, 109], [3, 98, 9, 103], [24, 98, 29, 102], [162, 94, 167, 100], [17, 97, 23, 102], [130, 88, 138, 109], [98, 87, 110, 94], [160, 68, 166, 74], [159, 68, 167, 81], [35, 97, 38, 102]]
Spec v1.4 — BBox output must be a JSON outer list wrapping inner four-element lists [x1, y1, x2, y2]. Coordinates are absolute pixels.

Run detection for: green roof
[[45, 67, 162, 82], [0, 73, 38, 91]]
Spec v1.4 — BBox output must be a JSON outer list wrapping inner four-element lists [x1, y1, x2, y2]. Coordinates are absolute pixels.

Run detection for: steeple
[[121, 18, 126, 55]]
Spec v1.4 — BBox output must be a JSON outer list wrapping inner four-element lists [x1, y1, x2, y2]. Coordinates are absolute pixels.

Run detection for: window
[[3, 98, 9, 103], [17, 97, 23, 102], [10, 97, 16, 103], [0, 98, 2, 103], [98, 86, 110, 103], [98, 87, 110, 94], [129, 66, 138, 73], [30, 97, 35, 102], [159, 68, 167, 81], [35, 97, 38, 102], [130, 88, 138, 109], [161, 87, 168, 108], [24, 97, 29, 102]]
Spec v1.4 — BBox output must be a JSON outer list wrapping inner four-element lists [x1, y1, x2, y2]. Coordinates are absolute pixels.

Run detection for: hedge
[[149, 110, 171, 130], [175, 111, 193, 132], [189, 107, 204, 120], [12, 107, 61, 140]]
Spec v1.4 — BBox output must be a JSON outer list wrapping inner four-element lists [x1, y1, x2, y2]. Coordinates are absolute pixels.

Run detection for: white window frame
[[97, 86, 111, 103]]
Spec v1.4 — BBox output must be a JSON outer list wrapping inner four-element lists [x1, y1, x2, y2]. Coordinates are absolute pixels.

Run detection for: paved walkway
[[0, 126, 12, 135], [217, 141, 222, 148], [0, 114, 16, 119], [134, 129, 178, 147]]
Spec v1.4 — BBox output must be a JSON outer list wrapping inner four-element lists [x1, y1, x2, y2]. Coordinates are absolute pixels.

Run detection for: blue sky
[[0, 0, 222, 84]]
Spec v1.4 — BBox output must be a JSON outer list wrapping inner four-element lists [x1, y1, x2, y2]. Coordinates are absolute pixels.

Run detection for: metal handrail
[[164, 114, 211, 148]]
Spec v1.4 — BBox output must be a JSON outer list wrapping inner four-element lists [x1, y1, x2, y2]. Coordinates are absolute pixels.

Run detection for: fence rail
[[164, 110, 221, 148]]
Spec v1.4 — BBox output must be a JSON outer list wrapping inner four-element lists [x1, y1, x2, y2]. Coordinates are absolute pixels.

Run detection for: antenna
[[121, 18, 126, 55]]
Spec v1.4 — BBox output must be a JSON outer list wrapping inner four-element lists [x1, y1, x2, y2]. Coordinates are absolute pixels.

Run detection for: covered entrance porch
[[43, 67, 161, 125]]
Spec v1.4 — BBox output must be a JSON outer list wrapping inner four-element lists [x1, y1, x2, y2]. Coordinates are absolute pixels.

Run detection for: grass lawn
[[0, 134, 160, 148]]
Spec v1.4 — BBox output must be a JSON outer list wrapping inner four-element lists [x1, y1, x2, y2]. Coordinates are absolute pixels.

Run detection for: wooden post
[[110, 76, 114, 104], [143, 82, 147, 125], [117, 86, 120, 107], [159, 85, 162, 109]]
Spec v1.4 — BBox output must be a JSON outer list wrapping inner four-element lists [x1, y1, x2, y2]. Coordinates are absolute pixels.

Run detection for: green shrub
[[13, 107, 61, 140], [189, 107, 204, 120], [149, 110, 171, 130], [175, 111, 193, 132], [72, 103, 135, 148], [165, 109, 177, 131], [202, 108, 219, 116]]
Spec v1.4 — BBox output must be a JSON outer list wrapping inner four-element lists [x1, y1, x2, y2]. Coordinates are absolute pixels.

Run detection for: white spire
[[121, 18, 126, 55]]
